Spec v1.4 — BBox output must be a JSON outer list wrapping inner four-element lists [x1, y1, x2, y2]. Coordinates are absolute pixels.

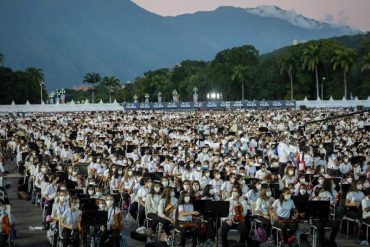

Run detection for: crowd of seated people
[[0, 108, 369, 247]]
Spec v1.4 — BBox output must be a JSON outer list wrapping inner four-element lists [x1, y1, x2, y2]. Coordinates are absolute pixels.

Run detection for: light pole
[[40, 80, 44, 104], [157, 92, 162, 103], [206, 91, 222, 101], [321, 77, 325, 100]]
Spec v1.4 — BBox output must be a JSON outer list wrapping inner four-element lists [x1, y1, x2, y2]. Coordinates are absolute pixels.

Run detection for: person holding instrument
[[60, 196, 81, 247], [270, 187, 299, 245], [221, 186, 249, 247], [176, 191, 200, 247], [99, 194, 122, 247]]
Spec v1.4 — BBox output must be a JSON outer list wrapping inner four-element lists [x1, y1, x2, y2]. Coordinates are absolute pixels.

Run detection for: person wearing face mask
[[255, 187, 274, 241], [181, 163, 193, 181], [109, 165, 121, 195], [144, 182, 162, 233], [86, 185, 95, 198], [190, 181, 202, 200], [191, 162, 203, 181], [129, 177, 151, 227], [345, 181, 365, 221], [339, 156, 353, 175], [118, 168, 136, 210], [176, 191, 200, 247], [293, 184, 310, 220], [281, 167, 297, 188], [255, 163, 271, 180], [237, 175, 249, 195], [158, 188, 178, 238], [93, 187, 104, 200], [318, 179, 337, 206], [99, 194, 122, 247], [209, 170, 223, 193], [220, 175, 236, 200], [221, 186, 249, 247], [60, 197, 81, 247], [359, 189, 370, 246], [182, 180, 191, 193], [270, 187, 299, 245]]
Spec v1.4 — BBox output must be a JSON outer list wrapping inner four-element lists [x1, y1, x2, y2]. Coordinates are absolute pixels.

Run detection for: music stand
[[202, 200, 230, 247], [81, 198, 98, 212], [305, 201, 330, 220], [81, 210, 108, 246]]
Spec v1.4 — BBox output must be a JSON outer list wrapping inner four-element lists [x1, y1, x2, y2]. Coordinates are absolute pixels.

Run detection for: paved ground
[[3, 160, 364, 247]]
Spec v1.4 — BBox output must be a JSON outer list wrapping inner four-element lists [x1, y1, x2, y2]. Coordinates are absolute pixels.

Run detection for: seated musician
[[270, 187, 299, 245], [360, 188, 370, 246], [158, 187, 178, 238], [221, 186, 249, 247], [176, 191, 199, 247], [255, 187, 274, 239], [145, 182, 162, 232], [60, 197, 81, 247], [99, 194, 122, 247]]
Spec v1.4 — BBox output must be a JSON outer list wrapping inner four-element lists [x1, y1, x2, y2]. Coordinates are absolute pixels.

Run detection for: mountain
[[0, 0, 361, 90]]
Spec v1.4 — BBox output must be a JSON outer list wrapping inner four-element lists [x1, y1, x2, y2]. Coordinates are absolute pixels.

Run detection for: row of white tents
[[0, 97, 369, 113]]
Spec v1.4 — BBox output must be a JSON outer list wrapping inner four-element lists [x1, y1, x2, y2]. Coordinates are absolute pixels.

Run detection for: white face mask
[[346, 178, 353, 183], [154, 187, 161, 193], [183, 185, 190, 191], [59, 196, 65, 202], [256, 184, 261, 190], [284, 194, 291, 200], [232, 191, 239, 199], [266, 191, 272, 197], [215, 174, 221, 179], [96, 192, 102, 197], [98, 204, 105, 210], [205, 173, 210, 178], [72, 171, 77, 176], [209, 189, 215, 195], [300, 189, 307, 195], [162, 181, 169, 186], [88, 190, 94, 196], [170, 191, 175, 197], [357, 184, 363, 190], [193, 185, 199, 191], [184, 196, 191, 203], [288, 170, 294, 175], [106, 200, 114, 207], [318, 179, 324, 185]]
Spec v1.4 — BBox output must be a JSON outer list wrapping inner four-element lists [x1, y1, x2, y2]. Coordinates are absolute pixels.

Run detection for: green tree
[[101, 76, 121, 103], [278, 47, 298, 100], [361, 52, 370, 72], [331, 48, 355, 99], [231, 65, 249, 100], [0, 53, 4, 66], [25, 67, 45, 103], [302, 42, 320, 99], [83, 72, 101, 103]]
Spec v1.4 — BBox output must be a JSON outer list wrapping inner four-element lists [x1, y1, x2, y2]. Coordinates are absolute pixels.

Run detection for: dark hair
[[279, 187, 291, 202], [202, 184, 212, 198], [322, 179, 332, 192], [178, 191, 191, 205]]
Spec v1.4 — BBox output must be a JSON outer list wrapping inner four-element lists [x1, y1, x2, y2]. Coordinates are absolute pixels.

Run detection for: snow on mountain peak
[[246, 5, 325, 29]]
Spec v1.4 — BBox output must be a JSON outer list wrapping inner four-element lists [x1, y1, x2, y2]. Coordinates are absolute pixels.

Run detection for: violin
[[233, 202, 245, 223]]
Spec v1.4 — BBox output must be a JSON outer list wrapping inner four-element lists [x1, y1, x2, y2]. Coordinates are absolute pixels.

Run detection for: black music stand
[[202, 200, 230, 247], [305, 200, 330, 220], [81, 210, 108, 246]]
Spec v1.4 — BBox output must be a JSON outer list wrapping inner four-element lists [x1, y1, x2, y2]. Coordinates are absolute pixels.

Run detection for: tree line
[[75, 34, 370, 103], [1, 33, 370, 104]]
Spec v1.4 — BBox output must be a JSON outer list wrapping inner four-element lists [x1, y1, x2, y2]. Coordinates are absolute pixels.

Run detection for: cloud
[[337, 10, 349, 25], [322, 14, 334, 23]]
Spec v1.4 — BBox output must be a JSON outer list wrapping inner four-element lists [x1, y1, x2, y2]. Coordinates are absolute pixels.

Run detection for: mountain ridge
[[0, 0, 361, 90]]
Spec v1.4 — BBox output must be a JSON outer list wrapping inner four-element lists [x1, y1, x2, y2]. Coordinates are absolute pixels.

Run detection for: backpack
[[250, 226, 268, 243]]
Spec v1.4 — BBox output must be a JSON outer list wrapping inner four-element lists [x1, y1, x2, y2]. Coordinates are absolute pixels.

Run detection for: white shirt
[[361, 197, 370, 219], [272, 199, 295, 218], [277, 142, 290, 163]]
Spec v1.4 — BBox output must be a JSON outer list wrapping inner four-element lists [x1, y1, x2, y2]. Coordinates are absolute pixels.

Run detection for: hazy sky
[[132, 0, 370, 31]]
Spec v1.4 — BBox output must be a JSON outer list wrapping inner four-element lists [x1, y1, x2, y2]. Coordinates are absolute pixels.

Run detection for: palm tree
[[0, 53, 4, 66], [25, 67, 44, 83], [361, 52, 370, 72], [101, 76, 121, 103], [83, 72, 101, 103], [302, 43, 320, 100], [331, 48, 355, 99], [231, 65, 249, 100], [278, 48, 296, 100]]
